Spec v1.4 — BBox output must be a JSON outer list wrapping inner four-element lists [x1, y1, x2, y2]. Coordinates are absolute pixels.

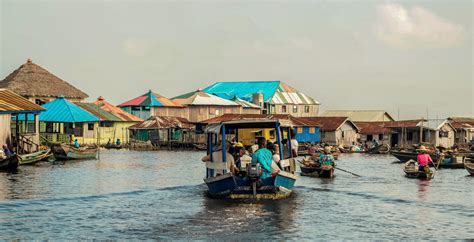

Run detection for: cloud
[[374, 3, 465, 49]]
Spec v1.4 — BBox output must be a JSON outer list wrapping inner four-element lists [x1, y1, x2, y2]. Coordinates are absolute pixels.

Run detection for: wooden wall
[[187, 106, 242, 122], [0, 114, 12, 147], [152, 107, 188, 118]]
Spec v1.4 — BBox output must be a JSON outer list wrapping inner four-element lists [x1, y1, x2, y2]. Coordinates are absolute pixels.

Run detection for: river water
[[0, 150, 472, 240]]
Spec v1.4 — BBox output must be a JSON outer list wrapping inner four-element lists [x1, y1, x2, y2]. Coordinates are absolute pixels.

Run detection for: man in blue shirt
[[251, 137, 273, 180]]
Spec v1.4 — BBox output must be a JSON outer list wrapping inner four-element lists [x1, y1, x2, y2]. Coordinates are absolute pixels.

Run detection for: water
[[0, 150, 472, 239]]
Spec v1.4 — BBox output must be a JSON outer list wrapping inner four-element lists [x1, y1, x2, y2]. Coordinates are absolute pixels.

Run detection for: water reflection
[[416, 180, 431, 201], [0, 150, 472, 239]]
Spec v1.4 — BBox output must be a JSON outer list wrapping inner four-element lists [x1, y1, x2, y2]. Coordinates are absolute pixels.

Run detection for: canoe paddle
[[335, 167, 361, 177]]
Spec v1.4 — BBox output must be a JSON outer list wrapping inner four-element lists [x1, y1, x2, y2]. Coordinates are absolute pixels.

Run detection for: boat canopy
[[204, 119, 294, 134]]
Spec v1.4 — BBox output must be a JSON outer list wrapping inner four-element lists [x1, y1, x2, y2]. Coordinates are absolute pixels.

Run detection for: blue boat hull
[[204, 171, 296, 199]]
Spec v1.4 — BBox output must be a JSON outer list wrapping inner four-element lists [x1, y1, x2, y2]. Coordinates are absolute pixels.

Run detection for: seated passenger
[[74, 139, 80, 148], [270, 143, 281, 173], [2, 145, 12, 157], [234, 143, 252, 171], [251, 137, 273, 179], [116, 139, 121, 145], [202, 141, 238, 176], [320, 146, 335, 166]]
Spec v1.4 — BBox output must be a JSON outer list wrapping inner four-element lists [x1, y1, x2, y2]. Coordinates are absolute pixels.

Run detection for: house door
[[391, 133, 399, 147]]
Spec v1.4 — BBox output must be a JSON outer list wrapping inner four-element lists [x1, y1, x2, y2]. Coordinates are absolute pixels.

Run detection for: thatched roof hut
[[0, 59, 88, 100]]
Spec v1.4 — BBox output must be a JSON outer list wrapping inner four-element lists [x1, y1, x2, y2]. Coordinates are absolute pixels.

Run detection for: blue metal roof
[[202, 81, 280, 103], [39, 97, 99, 123]]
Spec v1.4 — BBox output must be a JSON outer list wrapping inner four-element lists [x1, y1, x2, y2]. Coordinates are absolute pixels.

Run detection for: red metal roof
[[94, 96, 143, 122], [354, 122, 392, 134], [298, 117, 356, 131], [384, 119, 425, 128], [200, 113, 314, 126], [448, 117, 474, 130], [118, 96, 147, 107]]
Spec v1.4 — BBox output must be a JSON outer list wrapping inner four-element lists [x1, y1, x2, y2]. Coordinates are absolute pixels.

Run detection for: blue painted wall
[[295, 126, 320, 143]]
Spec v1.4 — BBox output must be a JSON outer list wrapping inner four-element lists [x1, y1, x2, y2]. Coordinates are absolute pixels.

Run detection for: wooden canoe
[[300, 163, 335, 178], [19, 149, 52, 165], [368, 144, 390, 154], [104, 143, 122, 149], [0, 154, 19, 171], [54, 144, 97, 160], [403, 160, 433, 180], [464, 161, 474, 176]]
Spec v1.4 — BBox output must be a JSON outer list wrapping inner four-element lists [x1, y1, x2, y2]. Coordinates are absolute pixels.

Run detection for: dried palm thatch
[[0, 59, 88, 99]]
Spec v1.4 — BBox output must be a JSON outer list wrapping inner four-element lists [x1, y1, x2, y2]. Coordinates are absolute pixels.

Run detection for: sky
[[0, 0, 472, 120]]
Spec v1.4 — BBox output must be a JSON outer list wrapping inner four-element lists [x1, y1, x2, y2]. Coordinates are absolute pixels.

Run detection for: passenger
[[2, 144, 12, 157], [201, 141, 238, 175], [251, 137, 273, 179], [270, 143, 281, 173], [417, 145, 432, 172], [320, 146, 335, 166], [373, 139, 379, 147], [290, 133, 299, 157], [238, 148, 252, 171], [107, 139, 112, 145], [74, 139, 80, 148], [0, 146, 6, 159], [251, 139, 259, 154], [116, 139, 121, 146]]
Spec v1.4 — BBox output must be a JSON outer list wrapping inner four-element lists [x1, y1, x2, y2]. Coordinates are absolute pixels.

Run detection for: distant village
[[0, 59, 473, 154]]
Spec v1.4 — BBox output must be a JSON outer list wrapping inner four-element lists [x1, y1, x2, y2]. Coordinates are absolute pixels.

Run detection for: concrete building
[[202, 81, 320, 117], [0, 59, 88, 104]]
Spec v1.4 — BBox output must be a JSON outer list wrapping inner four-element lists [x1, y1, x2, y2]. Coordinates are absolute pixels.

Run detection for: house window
[[88, 123, 95, 131], [297, 127, 303, 134], [100, 121, 113, 127], [143, 106, 151, 111], [367, 134, 373, 141], [322, 132, 326, 138], [132, 106, 141, 111], [309, 127, 315, 134], [304, 106, 310, 113], [282, 105, 287, 113], [439, 131, 448, 138], [74, 124, 83, 136], [379, 134, 384, 140], [269, 130, 275, 139], [342, 131, 345, 138], [26, 121, 36, 133], [293, 105, 298, 113]]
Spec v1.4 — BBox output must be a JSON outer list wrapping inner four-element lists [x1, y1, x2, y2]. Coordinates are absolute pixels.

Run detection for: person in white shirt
[[202, 141, 238, 176], [291, 138, 299, 157]]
